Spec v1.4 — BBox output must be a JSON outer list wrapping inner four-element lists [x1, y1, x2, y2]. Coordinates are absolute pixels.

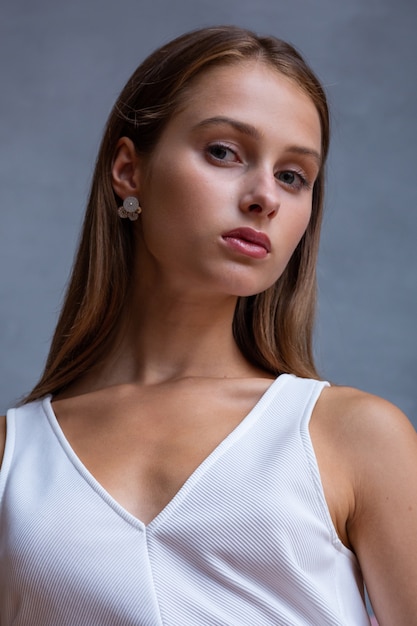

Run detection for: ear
[[111, 137, 142, 200]]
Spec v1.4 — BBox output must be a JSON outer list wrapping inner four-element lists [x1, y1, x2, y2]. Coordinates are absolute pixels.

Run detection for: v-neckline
[[42, 374, 290, 532]]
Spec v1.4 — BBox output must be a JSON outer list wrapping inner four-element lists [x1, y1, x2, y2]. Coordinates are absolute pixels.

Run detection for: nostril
[[248, 204, 262, 213]]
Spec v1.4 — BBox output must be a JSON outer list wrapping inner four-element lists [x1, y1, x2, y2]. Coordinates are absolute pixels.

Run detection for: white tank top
[[0, 374, 371, 625]]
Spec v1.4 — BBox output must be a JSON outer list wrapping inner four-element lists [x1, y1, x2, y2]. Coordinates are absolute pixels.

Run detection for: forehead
[[170, 60, 321, 150]]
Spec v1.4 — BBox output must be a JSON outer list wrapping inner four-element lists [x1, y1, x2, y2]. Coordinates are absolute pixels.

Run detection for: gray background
[[1, 0, 416, 426]]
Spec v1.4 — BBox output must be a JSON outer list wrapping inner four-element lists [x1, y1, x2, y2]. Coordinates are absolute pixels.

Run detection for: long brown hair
[[24, 25, 330, 403]]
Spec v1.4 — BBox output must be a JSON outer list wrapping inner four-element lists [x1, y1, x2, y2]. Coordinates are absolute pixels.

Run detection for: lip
[[222, 227, 271, 259]]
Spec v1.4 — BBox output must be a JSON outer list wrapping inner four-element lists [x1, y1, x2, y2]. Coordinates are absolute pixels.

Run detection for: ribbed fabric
[[0, 374, 370, 625]]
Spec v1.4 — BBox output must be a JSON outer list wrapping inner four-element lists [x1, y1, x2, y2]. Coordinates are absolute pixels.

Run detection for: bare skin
[[2, 62, 417, 625], [310, 387, 417, 625]]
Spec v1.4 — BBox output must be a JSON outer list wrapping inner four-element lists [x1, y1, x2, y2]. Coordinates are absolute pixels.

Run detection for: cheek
[[139, 181, 203, 258], [298, 207, 313, 241], [144, 156, 205, 215], [143, 160, 223, 240], [284, 199, 313, 247]]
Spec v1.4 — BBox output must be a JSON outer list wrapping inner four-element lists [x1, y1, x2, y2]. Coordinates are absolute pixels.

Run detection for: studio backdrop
[[1, 0, 416, 426]]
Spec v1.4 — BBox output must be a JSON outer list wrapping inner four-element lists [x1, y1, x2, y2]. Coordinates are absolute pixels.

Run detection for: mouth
[[221, 227, 271, 259]]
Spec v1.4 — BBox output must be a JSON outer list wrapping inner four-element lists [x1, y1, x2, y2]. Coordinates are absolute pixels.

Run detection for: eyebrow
[[193, 115, 322, 166], [284, 146, 322, 166], [194, 116, 261, 139]]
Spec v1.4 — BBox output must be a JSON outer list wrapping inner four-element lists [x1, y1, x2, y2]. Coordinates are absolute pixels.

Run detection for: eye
[[276, 169, 311, 191], [207, 143, 239, 163]]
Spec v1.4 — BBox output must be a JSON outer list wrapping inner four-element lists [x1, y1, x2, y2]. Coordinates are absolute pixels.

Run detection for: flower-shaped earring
[[118, 196, 142, 221]]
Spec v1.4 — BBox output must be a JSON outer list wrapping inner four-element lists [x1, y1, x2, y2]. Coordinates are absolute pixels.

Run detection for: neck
[[86, 286, 260, 390]]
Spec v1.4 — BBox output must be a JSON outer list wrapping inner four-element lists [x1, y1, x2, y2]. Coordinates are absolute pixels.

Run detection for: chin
[[215, 267, 281, 299], [228, 280, 277, 299]]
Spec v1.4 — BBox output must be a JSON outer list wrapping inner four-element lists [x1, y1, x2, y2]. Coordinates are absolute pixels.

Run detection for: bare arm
[[331, 390, 417, 625]]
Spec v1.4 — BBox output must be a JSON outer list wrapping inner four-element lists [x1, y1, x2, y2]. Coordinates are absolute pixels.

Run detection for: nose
[[239, 169, 280, 219]]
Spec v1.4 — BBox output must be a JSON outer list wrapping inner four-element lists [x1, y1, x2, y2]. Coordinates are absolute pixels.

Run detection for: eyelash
[[277, 170, 312, 191], [206, 142, 312, 191], [206, 142, 239, 162]]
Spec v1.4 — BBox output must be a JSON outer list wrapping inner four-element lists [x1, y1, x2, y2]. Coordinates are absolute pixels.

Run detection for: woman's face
[[135, 60, 322, 298]]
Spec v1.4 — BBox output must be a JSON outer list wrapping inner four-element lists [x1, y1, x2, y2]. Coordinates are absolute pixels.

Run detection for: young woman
[[1, 26, 416, 625]]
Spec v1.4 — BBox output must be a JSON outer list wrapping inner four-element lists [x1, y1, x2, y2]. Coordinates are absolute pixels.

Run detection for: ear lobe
[[111, 137, 142, 199]]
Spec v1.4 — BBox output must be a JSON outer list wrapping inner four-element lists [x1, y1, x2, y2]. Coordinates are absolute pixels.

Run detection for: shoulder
[[312, 384, 417, 501], [313, 383, 414, 445], [318, 383, 416, 455], [0, 401, 45, 468]]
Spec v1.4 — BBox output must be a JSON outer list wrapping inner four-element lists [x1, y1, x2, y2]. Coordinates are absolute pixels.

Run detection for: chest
[[52, 380, 272, 525], [3, 383, 368, 625]]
